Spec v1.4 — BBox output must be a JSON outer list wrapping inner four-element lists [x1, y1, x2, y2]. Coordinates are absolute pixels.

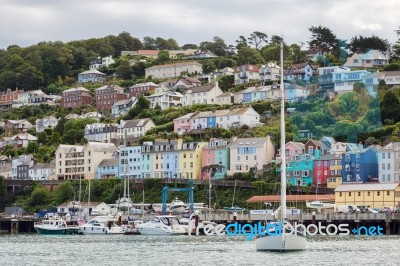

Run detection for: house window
[[345, 154, 350, 162], [387, 191, 390, 196], [377, 191, 380, 196], [367, 191, 370, 196], [382, 153, 385, 159], [349, 192, 351, 196], [339, 192, 342, 197], [358, 192, 361, 197]]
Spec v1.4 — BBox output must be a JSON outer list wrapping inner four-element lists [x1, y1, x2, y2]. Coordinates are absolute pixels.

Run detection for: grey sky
[[0, 0, 399, 49]]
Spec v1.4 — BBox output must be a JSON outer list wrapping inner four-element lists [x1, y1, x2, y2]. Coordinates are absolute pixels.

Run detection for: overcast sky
[[1, 0, 399, 49]]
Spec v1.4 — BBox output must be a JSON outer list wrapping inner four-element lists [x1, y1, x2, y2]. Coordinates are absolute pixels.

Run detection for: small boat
[[137, 215, 186, 235], [169, 198, 187, 214], [123, 219, 144, 235], [224, 206, 245, 212], [34, 217, 75, 235], [306, 200, 335, 209], [79, 216, 124, 235]]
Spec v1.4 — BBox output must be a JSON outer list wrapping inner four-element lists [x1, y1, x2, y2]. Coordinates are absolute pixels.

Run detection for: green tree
[[380, 90, 400, 123], [202, 60, 217, 73], [308, 25, 338, 55], [157, 50, 170, 64], [237, 47, 265, 65], [199, 36, 228, 56], [54, 181, 73, 205], [348, 35, 389, 53], [247, 31, 268, 50], [116, 60, 134, 80], [143, 36, 157, 49]]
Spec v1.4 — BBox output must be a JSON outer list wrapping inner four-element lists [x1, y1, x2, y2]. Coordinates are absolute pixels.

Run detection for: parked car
[[379, 206, 393, 213], [394, 208, 400, 214]]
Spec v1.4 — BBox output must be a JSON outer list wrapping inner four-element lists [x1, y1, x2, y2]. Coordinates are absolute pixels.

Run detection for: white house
[[0, 133, 38, 149], [182, 83, 223, 106], [89, 55, 115, 70], [146, 91, 182, 110], [333, 69, 371, 94], [12, 154, 34, 179], [259, 62, 280, 84], [36, 116, 58, 132], [173, 77, 202, 90], [117, 118, 156, 139], [284, 63, 317, 82], [29, 163, 55, 180], [215, 92, 234, 105], [84, 123, 119, 143], [111, 97, 137, 118]]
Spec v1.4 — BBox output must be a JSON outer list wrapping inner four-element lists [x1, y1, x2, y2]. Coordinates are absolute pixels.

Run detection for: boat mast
[[231, 180, 237, 208], [280, 41, 287, 222]]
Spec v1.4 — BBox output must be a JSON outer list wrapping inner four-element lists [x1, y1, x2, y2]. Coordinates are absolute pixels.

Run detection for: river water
[[0, 234, 398, 266]]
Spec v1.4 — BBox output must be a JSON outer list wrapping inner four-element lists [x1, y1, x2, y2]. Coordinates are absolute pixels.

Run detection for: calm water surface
[[0, 234, 398, 266]]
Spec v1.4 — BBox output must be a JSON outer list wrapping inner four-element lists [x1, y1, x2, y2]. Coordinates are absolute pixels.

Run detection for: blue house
[[341, 146, 379, 183], [119, 146, 142, 179], [207, 116, 217, 128], [97, 157, 119, 179]]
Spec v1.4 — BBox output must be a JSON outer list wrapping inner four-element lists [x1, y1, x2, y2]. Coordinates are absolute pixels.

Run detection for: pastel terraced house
[[286, 153, 315, 186], [119, 145, 142, 179], [178, 141, 207, 179], [321, 154, 343, 189], [228, 136, 274, 175], [141, 140, 180, 179], [276, 141, 305, 163], [377, 143, 400, 183], [201, 139, 230, 180]]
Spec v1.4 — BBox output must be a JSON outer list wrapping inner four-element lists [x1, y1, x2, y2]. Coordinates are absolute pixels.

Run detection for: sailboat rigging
[[255, 41, 306, 251]]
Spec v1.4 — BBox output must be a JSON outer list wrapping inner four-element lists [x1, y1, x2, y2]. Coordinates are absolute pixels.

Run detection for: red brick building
[[0, 89, 19, 110], [61, 87, 93, 108], [95, 85, 127, 110], [128, 82, 158, 98]]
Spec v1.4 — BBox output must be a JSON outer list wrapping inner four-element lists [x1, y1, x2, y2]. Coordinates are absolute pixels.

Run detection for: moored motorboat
[[137, 215, 186, 235], [34, 217, 78, 235]]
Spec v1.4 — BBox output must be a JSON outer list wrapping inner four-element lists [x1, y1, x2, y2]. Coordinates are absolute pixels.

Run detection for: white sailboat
[[255, 42, 306, 252]]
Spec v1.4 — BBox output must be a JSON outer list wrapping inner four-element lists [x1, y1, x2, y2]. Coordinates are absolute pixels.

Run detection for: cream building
[[54, 142, 117, 180], [145, 61, 202, 79], [335, 183, 400, 209]]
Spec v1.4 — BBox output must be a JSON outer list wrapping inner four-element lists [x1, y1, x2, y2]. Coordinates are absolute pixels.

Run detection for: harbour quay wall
[[197, 212, 400, 235]]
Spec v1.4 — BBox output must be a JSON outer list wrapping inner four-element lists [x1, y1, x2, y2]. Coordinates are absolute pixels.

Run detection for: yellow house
[[178, 140, 206, 179], [322, 154, 342, 189], [335, 183, 400, 208], [327, 176, 342, 189]]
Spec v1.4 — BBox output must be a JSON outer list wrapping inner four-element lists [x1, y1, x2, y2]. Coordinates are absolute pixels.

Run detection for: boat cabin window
[[152, 217, 160, 223], [169, 217, 180, 225]]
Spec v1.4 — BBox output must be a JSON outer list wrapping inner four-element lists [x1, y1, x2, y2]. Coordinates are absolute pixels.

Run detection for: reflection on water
[[0, 234, 398, 266]]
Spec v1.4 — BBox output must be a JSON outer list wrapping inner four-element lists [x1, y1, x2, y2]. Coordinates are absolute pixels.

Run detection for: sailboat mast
[[280, 41, 287, 222]]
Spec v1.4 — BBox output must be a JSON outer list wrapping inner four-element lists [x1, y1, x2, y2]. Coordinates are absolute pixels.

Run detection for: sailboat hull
[[255, 234, 306, 251]]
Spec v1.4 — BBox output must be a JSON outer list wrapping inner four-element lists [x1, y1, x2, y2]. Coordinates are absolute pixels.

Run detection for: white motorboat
[[169, 198, 187, 214], [79, 216, 123, 235], [255, 42, 306, 252], [123, 219, 144, 235], [306, 200, 335, 209], [137, 215, 186, 235]]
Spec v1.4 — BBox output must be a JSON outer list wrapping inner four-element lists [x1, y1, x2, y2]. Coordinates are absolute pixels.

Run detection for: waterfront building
[[321, 154, 343, 189], [201, 139, 230, 180], [335, 183, 400, 209], [177, 140, 207, 179], [55, 142, 117, 180], [286, 153, 315, 186], [377, 143, 400, 183], [97, 157, 119, 179], [228, 136, 274, 175], [119, 145, 142, 179], [341, 146, 379, 183]]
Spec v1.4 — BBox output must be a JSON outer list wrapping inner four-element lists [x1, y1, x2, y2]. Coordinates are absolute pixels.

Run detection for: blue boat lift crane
[[161, 180, 194, 215]]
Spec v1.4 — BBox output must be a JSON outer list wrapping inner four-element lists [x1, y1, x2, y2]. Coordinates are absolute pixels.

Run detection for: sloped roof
[[57, 144, 84, 153], [335, 183, 398, 192], [146, 61, 201, 70], [230, 137, 269, 148], [216, 92, 233, 98], [121, 118, 152, 128], [63, 87, 90, 93], [79, 69, 106, 75], [246, 194, 334, 203], [99, 158, 119, 167], [187, 84, 215, 93]]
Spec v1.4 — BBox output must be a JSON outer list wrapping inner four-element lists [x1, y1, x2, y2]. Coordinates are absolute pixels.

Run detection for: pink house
[[277, 141, 305, 162], [173, 113, 194, 134], [227, 136, 275, 175]]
